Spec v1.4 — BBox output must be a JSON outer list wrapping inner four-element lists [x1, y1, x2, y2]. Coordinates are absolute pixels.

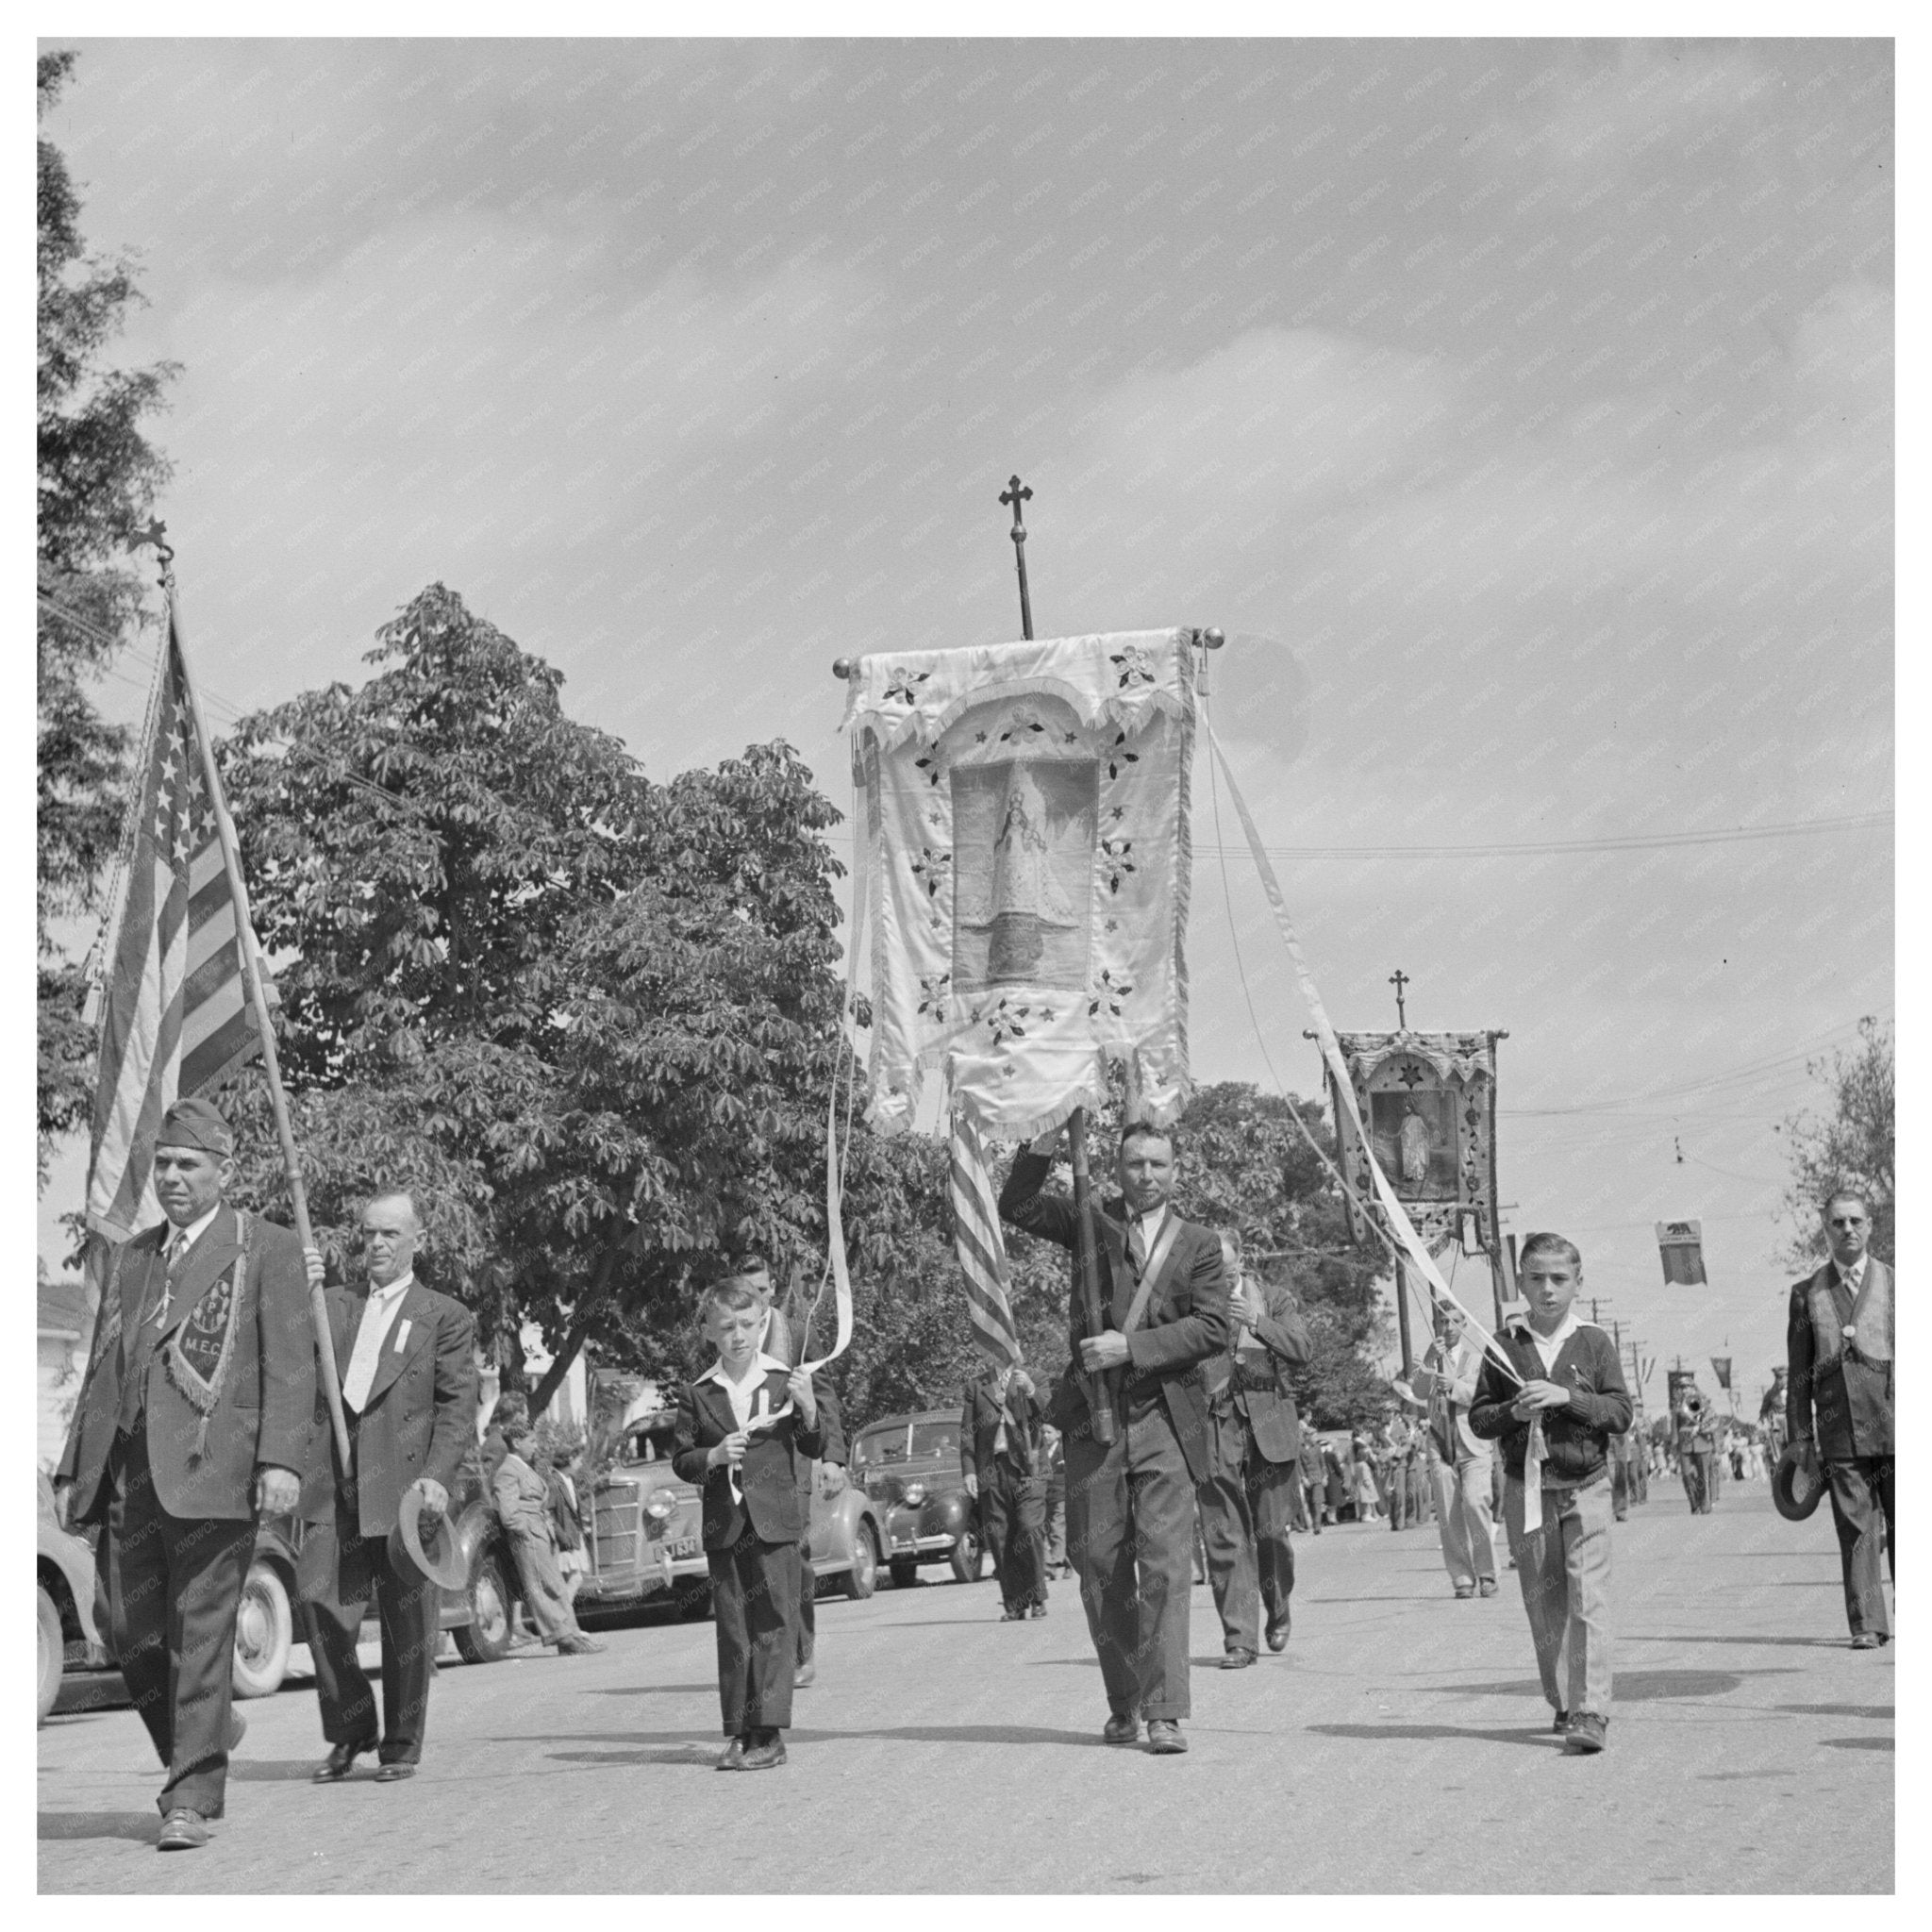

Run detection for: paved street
[[39, 1480, 1891, 1893]]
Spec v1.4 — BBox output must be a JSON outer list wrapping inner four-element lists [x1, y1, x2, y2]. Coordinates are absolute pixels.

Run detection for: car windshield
[[625, 1418, 676, 1464], [855, 1425, 908, 1468], [908, 1420, 960, 1459]]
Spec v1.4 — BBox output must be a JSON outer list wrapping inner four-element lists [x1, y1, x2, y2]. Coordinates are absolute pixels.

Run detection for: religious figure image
[[1368, 1088, 1457, 1202], [950, 755, 1096, 993]]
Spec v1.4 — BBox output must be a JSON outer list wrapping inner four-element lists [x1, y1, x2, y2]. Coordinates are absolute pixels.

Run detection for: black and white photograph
[[31, 21, 1895, 1901]]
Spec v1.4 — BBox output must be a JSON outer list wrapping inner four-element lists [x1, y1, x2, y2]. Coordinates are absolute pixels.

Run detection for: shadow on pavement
[[1434, 1667, 1790, 1701], [1307, 1723, 1552, 1750], [525, 1720, 1110, 1758], [1773, 1702, 1892, 1721], [1624, 1633, 1846, 1649], [589, 1684, 713, 1696], [38, 1811, 156, 1842], [229, 1759, 325, 1782], [1820, 1736, 1893, 1752]]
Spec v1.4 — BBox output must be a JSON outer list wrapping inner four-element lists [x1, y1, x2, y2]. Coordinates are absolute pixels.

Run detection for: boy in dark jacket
[[1470, 1232, 1632, 1755], [673, 1268, 828, 1771]]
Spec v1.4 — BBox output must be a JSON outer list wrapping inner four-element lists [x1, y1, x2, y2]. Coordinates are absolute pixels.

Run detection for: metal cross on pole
[[1389, 968, 1410, 1030], [1000, 475, 1035, 641]]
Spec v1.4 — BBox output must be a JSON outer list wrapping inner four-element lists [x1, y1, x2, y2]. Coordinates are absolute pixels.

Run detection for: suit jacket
[[58, 1205, 316, 1525], [997, 1149, 1229, 1484], [672, 1366, 828, 1548], [298, 1276, 477, 1540], [1786, 1258, 1894, 1460], [960, 1373, 1045, 1481], [1211, 1297, 1312, 1464]]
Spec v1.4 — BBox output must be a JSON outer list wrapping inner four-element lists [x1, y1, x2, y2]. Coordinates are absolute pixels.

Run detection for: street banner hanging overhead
[[842, 629, 1194, 1140], [1325, 1031, 1502, 1256], [1710, 1356, 1733, 1391], [1656, 1219, 1707, 1285]]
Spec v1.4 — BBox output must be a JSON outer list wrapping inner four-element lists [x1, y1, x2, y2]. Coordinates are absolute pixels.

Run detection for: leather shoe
[[1552, 1710, 1570, 1734], [741, 1728, 787, 1770], [313, 1737, 377, 1783], [1565, 1712, 1608, 1754], [999, 1607, 1025, 1622], [557, 1634, 605, 1655], [715, 1735, 748, 1771], [1265, 1618, 1290, 1652], [1027, 1603, 1048, 1619], [1145, 1719, 1188, 1755], [374, 1761, 417, 1783], [158, 1808, 209, 1851], [793, 1659, 816, 1689], [1850, 1632, 1883, 1649], [1478, 1578, 1499, 1598], [1102, 1712, 1140, 1745], [1453, 1586, 1474, 1600], [1222, 1648, 1257, 1670]]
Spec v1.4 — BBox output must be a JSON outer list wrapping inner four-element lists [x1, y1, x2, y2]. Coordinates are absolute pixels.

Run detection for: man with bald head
[[298, 1191, 476, 1782]]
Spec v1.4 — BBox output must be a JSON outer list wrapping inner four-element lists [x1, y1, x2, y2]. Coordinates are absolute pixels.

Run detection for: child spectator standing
[[1470, 1231, 1632, 1755], [674, 1267, 828, 1771]]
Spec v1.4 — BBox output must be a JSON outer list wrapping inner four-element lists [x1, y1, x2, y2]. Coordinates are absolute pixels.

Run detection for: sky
[[34, 35, 1894, 1417]]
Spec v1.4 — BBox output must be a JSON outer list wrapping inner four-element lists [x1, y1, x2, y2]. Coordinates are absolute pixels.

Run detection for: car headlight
[[644, 1487, 678, 1521], [902, 1480, 927, 1507]]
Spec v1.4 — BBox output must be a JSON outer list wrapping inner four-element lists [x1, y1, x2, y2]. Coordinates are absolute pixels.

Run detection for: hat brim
[[1771, 1445, 1825, 1523], [391, 1485, 470, 1592]]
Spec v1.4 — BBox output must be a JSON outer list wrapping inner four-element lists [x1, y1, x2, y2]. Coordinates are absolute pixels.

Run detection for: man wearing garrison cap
[[56, 1097, 318, 1852]]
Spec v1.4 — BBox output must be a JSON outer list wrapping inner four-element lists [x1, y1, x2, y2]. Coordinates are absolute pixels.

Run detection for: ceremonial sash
[[1120, 1211, 1184, 1337], [1806, 1261, 1892, 1369]]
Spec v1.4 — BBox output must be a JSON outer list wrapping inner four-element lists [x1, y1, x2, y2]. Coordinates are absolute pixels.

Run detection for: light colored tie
[[1129, 1220, 1150, 1274], [150, 1230, 189, 1326], [341, 1290, 395, 1411]]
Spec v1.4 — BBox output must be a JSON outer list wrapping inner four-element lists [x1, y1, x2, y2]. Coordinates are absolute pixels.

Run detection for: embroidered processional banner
[[1327, 1030, 1502, 1255], [842, 629, 1194, 1138]]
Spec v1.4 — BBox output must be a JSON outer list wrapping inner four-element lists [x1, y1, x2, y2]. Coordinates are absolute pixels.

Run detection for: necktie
[[1129, 1219, 1149, 1274], [341, 1289, 397, 1411], [150, 1230, 188, 1326]]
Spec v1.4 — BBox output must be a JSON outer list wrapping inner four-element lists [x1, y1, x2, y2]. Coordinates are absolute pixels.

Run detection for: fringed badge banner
[[842, 630, 1194, 1140], [1326, 1031, 1502, 1257]]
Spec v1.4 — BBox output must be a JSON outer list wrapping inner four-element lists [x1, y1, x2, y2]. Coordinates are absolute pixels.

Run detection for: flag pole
[[998, 476, 1116, 1446], [139, 527, 352, 1470]]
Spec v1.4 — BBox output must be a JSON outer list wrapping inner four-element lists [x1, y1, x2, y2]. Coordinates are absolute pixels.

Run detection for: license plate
[[666, 1537, 700, 1561]]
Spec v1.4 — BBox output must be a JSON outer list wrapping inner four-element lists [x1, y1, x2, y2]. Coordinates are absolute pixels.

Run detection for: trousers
[[1680, 1450, 1715, 1512], [1503, 1475, 1614, 1720], [506, 1523, 584, 1643], [980, 1460, 1048, 1613], [1064, 1390, 1196, 1721], [102, 1422, 255, 1817], [1824, 1456, 1894, 1639], [1196, 1407, 1296, 1652], [303, 1528, 439, 1763], [793, 1524, 817, 1666], [1428, 1448, 1496, 1591], [709, 1528, 799, 1735]]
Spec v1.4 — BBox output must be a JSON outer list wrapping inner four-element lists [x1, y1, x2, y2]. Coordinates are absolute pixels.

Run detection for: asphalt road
[[38, 1479, 1892, 1894]]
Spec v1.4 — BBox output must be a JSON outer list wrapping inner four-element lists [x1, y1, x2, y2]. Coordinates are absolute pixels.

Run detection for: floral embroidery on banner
[[913, 739, 945, 788], [909, 846, 953, 901], [998, 704, 1051, 746], [883, 667, 930, 706], [917, 973, 952, 1024], [1099, 836, 1136, 894], [1104, 730, 1140, 780], [972, 996, 1058, 1046], [1089, 968, 1134, 1018], [1109, 644, 1157, 690]]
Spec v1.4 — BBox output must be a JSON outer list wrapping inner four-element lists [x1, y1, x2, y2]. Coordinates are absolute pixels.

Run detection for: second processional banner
[[1326, 1029, 1502, 1255], [843, 628, 1195, 1139]]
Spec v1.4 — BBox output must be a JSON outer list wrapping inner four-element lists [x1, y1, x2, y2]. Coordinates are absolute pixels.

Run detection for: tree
[[37, 49, 178, 1171], [1776, 1015, 1894, 1267]]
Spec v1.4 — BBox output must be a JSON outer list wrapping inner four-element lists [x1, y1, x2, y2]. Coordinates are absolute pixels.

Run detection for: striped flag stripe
[[949, 1111, 1021, 1369], [85, 615, 270, 1243]]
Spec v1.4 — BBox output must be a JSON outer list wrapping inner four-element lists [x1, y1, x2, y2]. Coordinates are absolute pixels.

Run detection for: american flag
[[949, 1110, 1022, 1368], [85, 613, 267, 1243]]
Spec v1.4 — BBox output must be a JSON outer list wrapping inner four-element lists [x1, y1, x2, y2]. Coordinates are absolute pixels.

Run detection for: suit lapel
[[360, 1281, 430, 1410]]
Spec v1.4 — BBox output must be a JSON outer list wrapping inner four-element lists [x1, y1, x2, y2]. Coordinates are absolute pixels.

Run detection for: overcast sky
[[37, 36, 1893, 1409]]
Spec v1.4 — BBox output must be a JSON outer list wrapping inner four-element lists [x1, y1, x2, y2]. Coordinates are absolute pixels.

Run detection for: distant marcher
[[1297, 1428, 1325, 1534], [1469, 1233, 1632, 1756], [1322, 1438, 1346, 1523], [962, 1359, 1048, 1620], [1041, 1424, 1070, 1575], [1418, 1315, 1497, 1599], [1351, 1438, 1381, 1522], [494, 1423, 605, 1655], [1674, 1390, 1719, 1514], [1785, 1191, 1893, 1648]]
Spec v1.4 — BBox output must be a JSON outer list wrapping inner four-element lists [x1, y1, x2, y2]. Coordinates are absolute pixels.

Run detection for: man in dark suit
[[1000, 1120, 1228, 1756], [1786, 1189, 1894, 1647], [298, 1191, 477, 1780], [55, 1097, 316, 1851], [961, 1360, 1049, 1621], [1195, 1237, 1312, 1665]]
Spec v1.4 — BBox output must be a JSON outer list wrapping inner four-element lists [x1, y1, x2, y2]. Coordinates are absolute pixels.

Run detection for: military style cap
[[156, 1096, 235, 1156]]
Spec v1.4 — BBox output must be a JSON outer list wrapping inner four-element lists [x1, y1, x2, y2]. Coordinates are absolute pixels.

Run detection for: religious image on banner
[[842, 628, 1195, 1140], [1656, 1219, 1707, 1285], [1710, 1356, 1733, 1391], [1326, 1031, 1502, 1254]]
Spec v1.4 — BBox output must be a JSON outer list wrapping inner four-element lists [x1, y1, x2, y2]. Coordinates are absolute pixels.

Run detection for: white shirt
[[1520, 1306, 1582, 1374], [162, 1204, 221, 1264], [701, 1351, 789, 1431], [1130, 1205, 1168, 1265], [1835, 1255, 1868, 1294], [341, 1271, 416, 1412]]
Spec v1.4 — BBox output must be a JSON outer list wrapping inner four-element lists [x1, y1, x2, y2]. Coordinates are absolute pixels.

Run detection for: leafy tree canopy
[[37, 49, 178, 1172], [1776, 1015, 1894, 1267]]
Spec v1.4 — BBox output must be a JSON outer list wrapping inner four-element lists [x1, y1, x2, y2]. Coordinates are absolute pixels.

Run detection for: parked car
[[37, 1472, 108, 1724], [48, 1452, 525, 1712], [852, 1408, 984, 1588], [576, 1407, 889, 1620]]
